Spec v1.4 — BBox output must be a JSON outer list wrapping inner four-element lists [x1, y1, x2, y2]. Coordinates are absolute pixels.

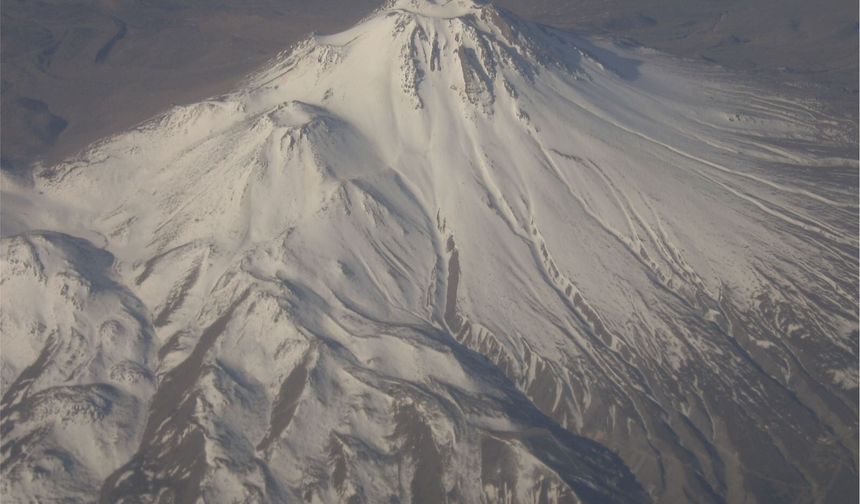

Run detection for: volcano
[[1, 0, 857, 502]]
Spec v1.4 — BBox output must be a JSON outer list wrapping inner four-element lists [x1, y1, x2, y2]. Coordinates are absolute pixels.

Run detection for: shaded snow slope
[[2, 0, 857, 502]]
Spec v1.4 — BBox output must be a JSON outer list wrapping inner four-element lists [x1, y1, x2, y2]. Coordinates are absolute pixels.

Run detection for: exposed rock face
[[2, 1, 857, 502]]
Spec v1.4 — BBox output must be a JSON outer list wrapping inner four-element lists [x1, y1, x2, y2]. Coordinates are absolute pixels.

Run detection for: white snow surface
[[2, 0, 857, 502]]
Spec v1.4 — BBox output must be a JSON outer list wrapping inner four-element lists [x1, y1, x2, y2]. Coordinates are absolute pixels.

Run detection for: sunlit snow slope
[[2, 0, 858, 502]]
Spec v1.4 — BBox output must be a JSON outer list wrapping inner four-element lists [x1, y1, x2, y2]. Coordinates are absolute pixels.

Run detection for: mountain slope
[[2, 0, 857, 502]]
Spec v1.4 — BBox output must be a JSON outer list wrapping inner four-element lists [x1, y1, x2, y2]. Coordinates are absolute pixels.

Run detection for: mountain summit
[[2, 0, 857, 503], [387, 0, 488, 17]]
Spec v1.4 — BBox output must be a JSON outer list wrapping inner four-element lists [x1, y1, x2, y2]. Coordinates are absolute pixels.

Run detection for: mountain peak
[[5, 0, 856, 502], [238, 0, 540, 122], [385, 0, 489, 18]]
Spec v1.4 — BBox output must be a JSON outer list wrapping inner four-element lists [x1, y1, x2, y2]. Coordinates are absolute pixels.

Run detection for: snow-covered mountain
[[2, 0, 857, 502]]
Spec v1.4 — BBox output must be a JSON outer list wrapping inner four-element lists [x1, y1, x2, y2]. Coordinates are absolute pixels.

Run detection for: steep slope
[[1, 232, 156, 501], [2, 0, 857, 502]]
